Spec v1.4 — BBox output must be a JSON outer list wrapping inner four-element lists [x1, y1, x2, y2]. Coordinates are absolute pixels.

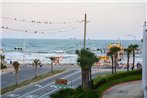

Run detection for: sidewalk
[[1, 66, 14, 75], [1, 64, 35, 75], [103, 81, 144, 98]]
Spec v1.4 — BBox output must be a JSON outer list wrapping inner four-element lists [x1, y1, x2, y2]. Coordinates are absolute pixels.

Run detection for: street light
[[0, 49, 3, 66], [127, 34, 136, 44], [127, 34, 136, 41], [22, 32, 26, 67], [143, 21, 147, 98]]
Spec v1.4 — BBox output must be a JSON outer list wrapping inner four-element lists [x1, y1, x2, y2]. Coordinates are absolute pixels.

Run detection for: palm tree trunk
[[114, 56, 117, 74], [1, 55, 2, 67], [35, 66, 37, 78], [89, 67, 92, 89], [82, 68, 89, 89], [127, 55, 130, 71], [81, 69, 83, 87], [81, 69, 84, 87], [132, 51, 135, 71], [51, 61, 53, 72], [111, 56, 114, 74], [15, 71, 18, 86]]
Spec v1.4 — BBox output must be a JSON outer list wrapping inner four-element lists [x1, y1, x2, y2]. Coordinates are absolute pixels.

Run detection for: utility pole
[[84, 13, 87, 49], [23, 34, 26, 67]]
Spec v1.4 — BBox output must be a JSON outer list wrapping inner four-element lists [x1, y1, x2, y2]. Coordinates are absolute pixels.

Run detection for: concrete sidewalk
[[1, 67, 14, 75], [103, 81, 144, 98], [1, 64, 32, 75]]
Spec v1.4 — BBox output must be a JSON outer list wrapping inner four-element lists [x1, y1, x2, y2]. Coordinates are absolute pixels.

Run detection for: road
[[1, 64, 105, 88], [1, 68, 111, 98], [2, 65, 55, 88], [1, 64, 78, 88]]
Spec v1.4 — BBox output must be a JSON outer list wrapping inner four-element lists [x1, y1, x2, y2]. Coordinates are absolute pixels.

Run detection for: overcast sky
[[1, 1, 146, 40]]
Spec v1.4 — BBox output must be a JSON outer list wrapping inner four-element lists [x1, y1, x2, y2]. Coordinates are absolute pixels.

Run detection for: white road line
[[17, 70, 80, 98], [38, 76, 81, 98]]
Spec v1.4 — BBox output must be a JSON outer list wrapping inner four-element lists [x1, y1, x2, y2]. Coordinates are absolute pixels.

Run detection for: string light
[[1, 17, 83, 25], [1, 26, 77, 34], [1, 16, 85, 34]]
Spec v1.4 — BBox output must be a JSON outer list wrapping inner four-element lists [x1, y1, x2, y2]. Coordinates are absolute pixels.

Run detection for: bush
[[92, 69, 142, 89], [50, 88, 75, 98], [69, 90, 99, 98], [51, 89, 99, 98]]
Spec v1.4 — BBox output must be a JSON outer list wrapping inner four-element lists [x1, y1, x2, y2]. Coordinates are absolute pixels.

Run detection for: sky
[[1, 1, 146, 40]]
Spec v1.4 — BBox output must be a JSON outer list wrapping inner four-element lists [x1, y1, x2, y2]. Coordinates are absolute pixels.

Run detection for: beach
[[2, 39, 142, 65]]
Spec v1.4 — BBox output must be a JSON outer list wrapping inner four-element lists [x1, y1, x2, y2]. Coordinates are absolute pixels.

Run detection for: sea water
[[1, 39, 142, 64]]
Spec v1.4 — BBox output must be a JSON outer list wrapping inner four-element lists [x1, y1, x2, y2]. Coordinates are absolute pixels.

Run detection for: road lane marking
[[34, 84, 42, 87], [24, 95, 38, 98], [17, 70, 80, 98], [6, 94, 19, 97], [38, 76, 81, 98]]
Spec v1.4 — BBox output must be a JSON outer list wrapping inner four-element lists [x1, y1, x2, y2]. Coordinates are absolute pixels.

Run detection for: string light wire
[[1, 16, 83, 25]]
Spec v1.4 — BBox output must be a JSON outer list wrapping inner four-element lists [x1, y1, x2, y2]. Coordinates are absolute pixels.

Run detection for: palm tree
[[1, 55, 5, 68], [125, 47, 132, 71], [109, 47, 121, 73], [107, 51, 114, 74], [32, 59, 41, 78], [76, 49, 98, 89], [13, 61, 20, 85], [129, 44, 139, 71]]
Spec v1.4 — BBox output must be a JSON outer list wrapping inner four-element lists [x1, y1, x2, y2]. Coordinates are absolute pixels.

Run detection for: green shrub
[[92, 69, 142, 89], [50, 88, 75, 98], [65, 90, 99, 98]]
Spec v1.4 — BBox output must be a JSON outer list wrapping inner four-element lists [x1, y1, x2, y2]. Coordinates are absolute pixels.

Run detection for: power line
[[31, 23, 82, 31], [1, 16, 83, 25], [1, 26, 78, 34]]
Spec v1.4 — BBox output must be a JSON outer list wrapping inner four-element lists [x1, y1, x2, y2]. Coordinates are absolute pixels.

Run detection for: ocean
[[1, 39, 143, 64]]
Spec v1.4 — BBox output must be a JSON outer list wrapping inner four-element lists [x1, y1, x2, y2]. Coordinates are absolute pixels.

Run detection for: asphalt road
[[1, 68, 111, 98], [1, 64, 104, 88], [1, 64, 78, 88]]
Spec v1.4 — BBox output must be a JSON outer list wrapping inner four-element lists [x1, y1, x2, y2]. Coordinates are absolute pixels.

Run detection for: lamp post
[[84, 13, 87, 49], [23, 38, 25, 66], [127, 34, 136, 44], [22, 31, 26, 67], [143, 21, 147, 98], [83, 13, 90, 50], [0, 49, 3, 66]]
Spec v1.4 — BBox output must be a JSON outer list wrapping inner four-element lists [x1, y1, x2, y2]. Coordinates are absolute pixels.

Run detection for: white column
[[143, 21, 147, 98]]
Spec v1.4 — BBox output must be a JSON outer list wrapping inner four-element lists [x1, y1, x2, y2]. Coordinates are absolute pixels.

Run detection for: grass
[[1, 70, 64, 94]]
